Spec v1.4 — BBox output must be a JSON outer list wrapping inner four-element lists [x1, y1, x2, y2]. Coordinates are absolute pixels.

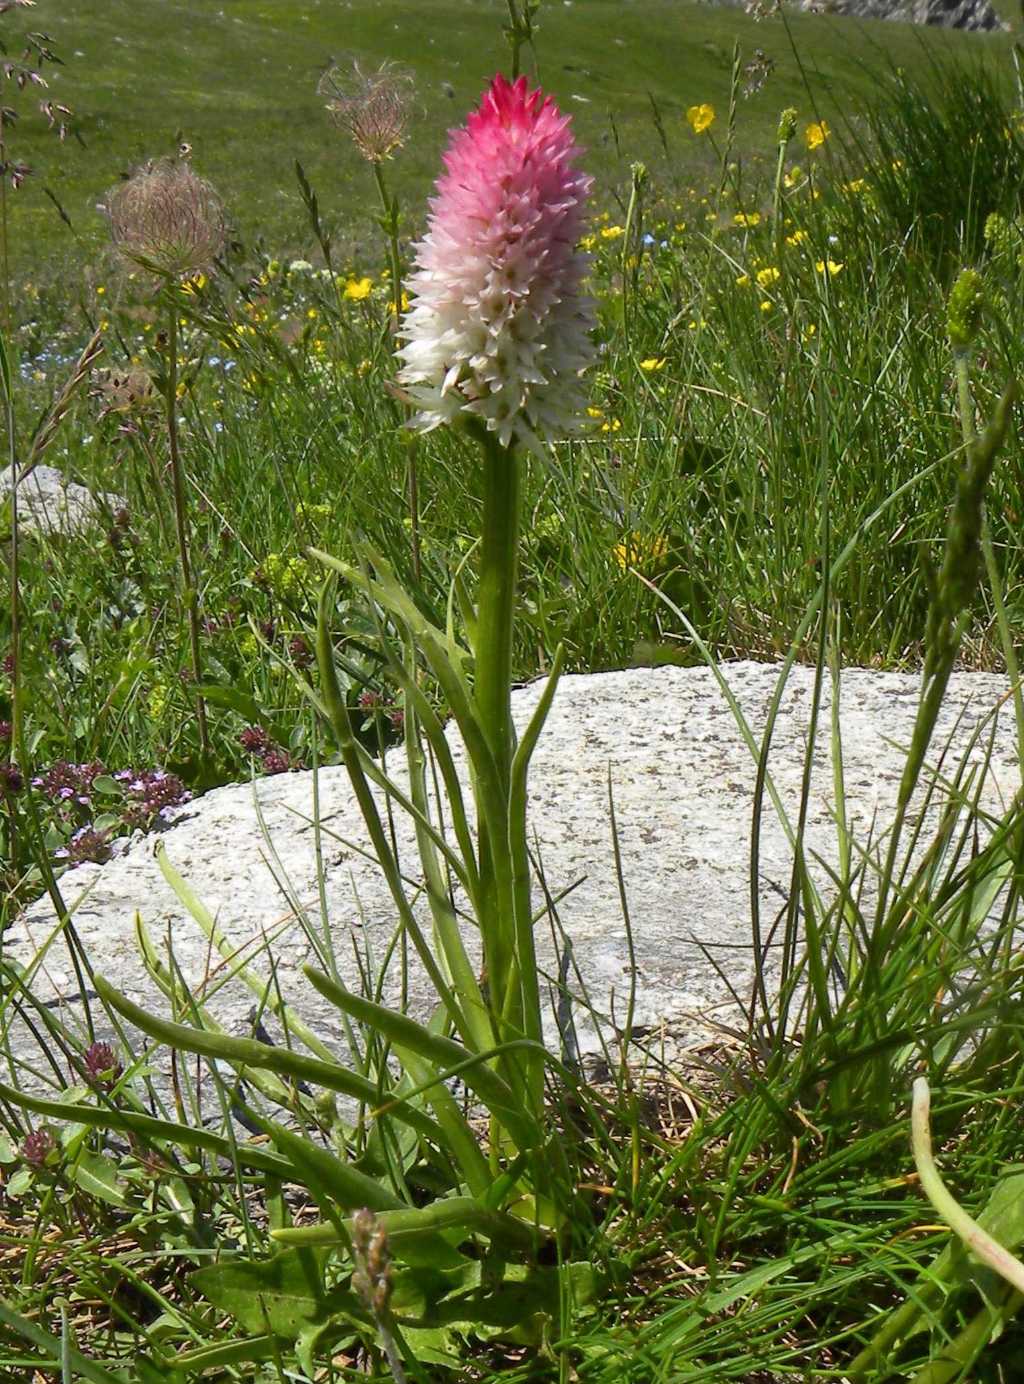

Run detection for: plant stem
[[372, 159, 421, 584], [472, 429, 545, 1111], [165, 299, 210, 762], [955, 355, 1024, 772], [475, 434, 520, 796]]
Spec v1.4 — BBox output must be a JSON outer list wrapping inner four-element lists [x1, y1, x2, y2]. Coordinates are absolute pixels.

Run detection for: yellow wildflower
[[580, 234, 597, 250], [815, 259, 844, 277], [756, 266, 781, 287], [805, 121, 829, 150], [736, 274, 751, 288], [785, 228, 807, 247], [759, 300, 773, 312], [639, 357, 667, 372], [686, 104, 716, 135], [600, 225, 625, 240], [612, 532, 669, 573], [601, 418, 622, 433], [343, 275, 373, 300], [586, 405, 605, 419], [783, 166, 803, 189], [733, 212, 761, 228]]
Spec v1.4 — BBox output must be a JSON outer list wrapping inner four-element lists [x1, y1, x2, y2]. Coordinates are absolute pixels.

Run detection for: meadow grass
[[8, 0, 1018, 279], [3, 1, 1024, 1379]]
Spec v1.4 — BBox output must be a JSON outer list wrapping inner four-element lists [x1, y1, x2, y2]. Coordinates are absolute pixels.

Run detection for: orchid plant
[[305, 73, 594, 1159]]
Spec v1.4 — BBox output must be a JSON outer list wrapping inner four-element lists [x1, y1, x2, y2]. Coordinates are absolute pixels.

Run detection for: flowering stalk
[[165, 303, 210, 761], [106, 157, 226, 768]]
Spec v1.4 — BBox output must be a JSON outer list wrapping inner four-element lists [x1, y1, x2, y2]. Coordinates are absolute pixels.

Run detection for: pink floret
[[397, 74, 594, 451]]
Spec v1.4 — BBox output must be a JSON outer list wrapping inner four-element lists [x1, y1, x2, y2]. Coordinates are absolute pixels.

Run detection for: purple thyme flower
[[21, 1126, 57, 1168]]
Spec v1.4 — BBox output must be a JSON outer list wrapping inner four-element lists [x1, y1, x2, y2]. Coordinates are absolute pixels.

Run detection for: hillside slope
[[9, 0, 1014, 275]]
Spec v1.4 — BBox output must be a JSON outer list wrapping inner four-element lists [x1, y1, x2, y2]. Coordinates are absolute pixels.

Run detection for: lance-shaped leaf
[[0, 1079, 292, 1179], [304, 967, 540, 1152], [92, 975, 442, 1142]]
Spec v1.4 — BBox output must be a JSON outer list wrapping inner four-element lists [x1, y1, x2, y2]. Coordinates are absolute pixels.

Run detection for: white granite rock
[[6, 662, 1020, 1079], [0, 464, 125, 538]]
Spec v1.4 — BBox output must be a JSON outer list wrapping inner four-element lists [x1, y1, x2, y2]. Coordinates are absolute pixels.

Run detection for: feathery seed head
[[106, 158, 226, 280], [396, 73, 594, 452], [319, 60, 414, 163]]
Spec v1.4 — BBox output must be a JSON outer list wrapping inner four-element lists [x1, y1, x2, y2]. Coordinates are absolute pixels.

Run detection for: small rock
[[0, 464, 126, 538]]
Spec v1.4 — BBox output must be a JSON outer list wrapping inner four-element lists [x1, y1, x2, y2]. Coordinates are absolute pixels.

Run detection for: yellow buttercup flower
[[733, 212, 761, 228], [735, 274, 751, 287], [815, 259, 844, 277], [640, 357, 667, 372], [686, 104, 715, 135], [612, 532, 669, 573], [600, 225, 625, 240], [756, 266, 781, 287], [343, 275, 373, 300], [805, 121, 829, 150], [785, 228, 807, 247]]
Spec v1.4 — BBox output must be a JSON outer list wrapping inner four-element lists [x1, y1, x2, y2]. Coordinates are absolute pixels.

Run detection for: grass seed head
[[105, 157, 226, 279]]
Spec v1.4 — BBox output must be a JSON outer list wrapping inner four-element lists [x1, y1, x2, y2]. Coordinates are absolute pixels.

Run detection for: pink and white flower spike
[[397, 74, 595, 452]]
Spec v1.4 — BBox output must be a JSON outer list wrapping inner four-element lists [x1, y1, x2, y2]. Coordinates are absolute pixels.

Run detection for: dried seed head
[[351, 1207, 393, 1317], [105, 157, 226, 279], [319, 60, 413, 163], [92, 364, 159, 419]]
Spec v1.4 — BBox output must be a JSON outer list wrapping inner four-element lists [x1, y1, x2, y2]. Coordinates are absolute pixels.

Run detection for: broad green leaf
[[70, 1150, 127, 1207], [191, 1247, 359, 1337]]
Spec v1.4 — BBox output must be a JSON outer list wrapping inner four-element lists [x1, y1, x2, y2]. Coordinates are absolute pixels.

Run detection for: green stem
[[372, 159, 421, 584], [472, 430, 545, 1112], [475, 434, 520, 794], [165, 301, 210, 762], [912, 1077, 1024, 1294], [956, 355, 1024, 772], [772, 138, 788, 261]]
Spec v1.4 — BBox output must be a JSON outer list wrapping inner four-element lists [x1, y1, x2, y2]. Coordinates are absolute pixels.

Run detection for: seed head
[[319, 61, 414, 164], [92, 365, 159, 419], [777, 107, 798, 144], [351, 1207, 393, 1317], [106, 157, 226, 279], [948, 269, 986, 354]]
